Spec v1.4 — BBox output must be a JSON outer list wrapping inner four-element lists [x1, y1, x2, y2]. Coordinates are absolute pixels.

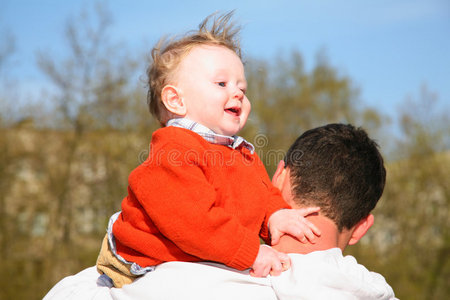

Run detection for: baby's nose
[[233, 88, 244, 100]]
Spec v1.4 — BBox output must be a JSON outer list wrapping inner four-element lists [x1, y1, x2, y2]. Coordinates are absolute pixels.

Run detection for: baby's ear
[[161, 85, 186, 116]]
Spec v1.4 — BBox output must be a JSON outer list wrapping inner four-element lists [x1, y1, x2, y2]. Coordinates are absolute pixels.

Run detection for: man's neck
[[272, 215, 350, 254]]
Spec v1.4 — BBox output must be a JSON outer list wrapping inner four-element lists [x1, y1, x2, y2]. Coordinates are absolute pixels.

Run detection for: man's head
[[147, 11, 250, 135], [276, 123, 386, 233]]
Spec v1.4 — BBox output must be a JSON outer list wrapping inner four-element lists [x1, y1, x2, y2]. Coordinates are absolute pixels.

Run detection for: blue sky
[[2, 0, 449, 121]]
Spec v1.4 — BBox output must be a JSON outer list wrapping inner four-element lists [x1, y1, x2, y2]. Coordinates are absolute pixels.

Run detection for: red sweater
[[113, 127, 290, 270]]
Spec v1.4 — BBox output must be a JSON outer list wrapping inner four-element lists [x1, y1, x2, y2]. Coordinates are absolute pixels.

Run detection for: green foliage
[[0, 4, 157, 299], [346, 86, 450, 299], [377, 88, 449, 299]]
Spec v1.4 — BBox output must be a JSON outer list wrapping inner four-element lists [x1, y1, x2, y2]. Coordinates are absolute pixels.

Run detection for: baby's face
[[173, 45, 251, 136]]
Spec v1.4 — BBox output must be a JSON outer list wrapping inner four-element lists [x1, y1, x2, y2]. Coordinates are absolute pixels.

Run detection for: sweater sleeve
[[255, 156, 291, 243], [260, 186, 291, 244], [127, 139, 260, 270]]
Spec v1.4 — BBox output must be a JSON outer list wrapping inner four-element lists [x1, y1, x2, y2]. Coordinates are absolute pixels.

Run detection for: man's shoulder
[[122, 261, 276, 300], [289, 247, 343, 259], [272, 249, 396, 299], [287, 248, 387, 283]]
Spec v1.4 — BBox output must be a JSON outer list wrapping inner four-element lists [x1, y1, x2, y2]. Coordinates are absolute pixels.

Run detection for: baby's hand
[[268, 207, 321, 245], [250, 245, 291, 277]]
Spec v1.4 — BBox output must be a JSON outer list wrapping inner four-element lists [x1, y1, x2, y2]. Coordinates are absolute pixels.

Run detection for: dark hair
[[285, 123, 386, 231]]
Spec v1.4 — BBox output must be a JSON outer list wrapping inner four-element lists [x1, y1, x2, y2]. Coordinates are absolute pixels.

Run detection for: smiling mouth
[[225, 107, 241, 116]]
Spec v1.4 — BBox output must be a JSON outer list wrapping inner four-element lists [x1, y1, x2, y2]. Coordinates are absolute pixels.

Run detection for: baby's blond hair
[[147, 11, 242, 126]]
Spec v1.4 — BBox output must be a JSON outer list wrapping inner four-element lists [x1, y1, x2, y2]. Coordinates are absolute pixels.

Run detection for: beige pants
[[96, 234, 139, 288]]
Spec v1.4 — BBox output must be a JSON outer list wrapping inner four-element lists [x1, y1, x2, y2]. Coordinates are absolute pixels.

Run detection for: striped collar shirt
[[166, 118, 255, 154]]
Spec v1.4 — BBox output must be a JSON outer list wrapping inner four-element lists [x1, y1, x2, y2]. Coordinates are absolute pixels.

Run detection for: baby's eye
[[217, 82, 226, 87]]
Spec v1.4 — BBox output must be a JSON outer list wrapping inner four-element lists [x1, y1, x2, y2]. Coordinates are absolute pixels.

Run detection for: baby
[[96, 12, 320, 288]]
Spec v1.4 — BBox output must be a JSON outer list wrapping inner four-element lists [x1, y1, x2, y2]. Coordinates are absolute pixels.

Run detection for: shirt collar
[[166, 118, 255, 153]]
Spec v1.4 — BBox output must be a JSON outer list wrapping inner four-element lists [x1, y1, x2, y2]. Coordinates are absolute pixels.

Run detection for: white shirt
[[44, 248, 396, 300]]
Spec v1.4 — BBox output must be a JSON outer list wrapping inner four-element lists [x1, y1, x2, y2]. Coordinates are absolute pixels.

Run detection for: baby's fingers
[[301, 218, 321, 237], [277, 252, 291, 272], [284, 223, 312, 243], [302, 226, 318, 243], [271, 230, 282, 245], [296, 206, 320, 217], [269, 259, 283, 276], [291, 221, 320, 243], [250, 266, 271, 277]]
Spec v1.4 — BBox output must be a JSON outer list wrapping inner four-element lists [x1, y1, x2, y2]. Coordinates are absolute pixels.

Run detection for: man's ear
[[161, 85, 186, 116], [272, 160, 287, 189], [348, 214, 374, 245]]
